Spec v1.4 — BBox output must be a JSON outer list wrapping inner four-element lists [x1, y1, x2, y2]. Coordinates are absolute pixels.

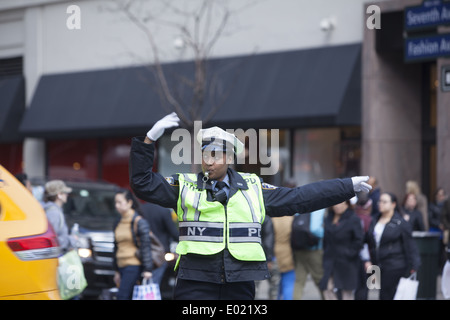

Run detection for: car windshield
[[63, 185, 120, 231]]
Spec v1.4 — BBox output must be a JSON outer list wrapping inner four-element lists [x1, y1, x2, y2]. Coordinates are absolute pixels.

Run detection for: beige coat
[[272, 216, 294, 273]]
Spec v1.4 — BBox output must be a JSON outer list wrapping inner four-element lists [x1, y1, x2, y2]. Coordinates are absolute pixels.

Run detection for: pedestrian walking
[[141, 201, 179, 285], [129, 112, 372, 300], [43, 180, 77, 252], [319, 200, 364, 300], [44, 179, 83, 300], [400, 192, 425, 232], [354, 192, 372, 300], [428, 188, 447, 271], [272, 215, 295, 300], [292, 208, 325, 300], [113, 189, 153, 300], [406, 180, 429, 231], [366, 192, 421, 300]]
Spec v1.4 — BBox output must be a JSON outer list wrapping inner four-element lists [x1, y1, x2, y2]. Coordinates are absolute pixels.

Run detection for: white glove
[[146, 112, 180, 141], [351, 176, 372, 193]]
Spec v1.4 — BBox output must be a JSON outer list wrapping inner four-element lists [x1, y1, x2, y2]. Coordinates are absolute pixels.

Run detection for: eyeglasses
[[378, 200, 391, 204]]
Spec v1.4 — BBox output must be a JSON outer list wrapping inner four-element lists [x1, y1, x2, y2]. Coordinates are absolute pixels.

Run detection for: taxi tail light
[[7, 222, 61, 261]]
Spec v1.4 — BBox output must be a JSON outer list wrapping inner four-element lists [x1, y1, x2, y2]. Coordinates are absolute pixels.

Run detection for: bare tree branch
[[117, 0, 191, 126], [107, 0, 264, 130]]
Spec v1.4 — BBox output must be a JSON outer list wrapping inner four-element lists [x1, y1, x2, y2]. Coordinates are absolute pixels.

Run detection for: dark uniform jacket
[[129, 136, 355, 283]]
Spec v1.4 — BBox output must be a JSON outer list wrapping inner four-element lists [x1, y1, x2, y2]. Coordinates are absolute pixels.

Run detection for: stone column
[[23, 6, 46, 179], [436, 58, 450, 195], [362, 0, 423, 199]]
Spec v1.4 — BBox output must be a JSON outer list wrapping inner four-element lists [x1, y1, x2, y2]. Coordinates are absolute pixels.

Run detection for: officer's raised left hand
[[146, 112, 180, 142], [351, 176, 372, 193]]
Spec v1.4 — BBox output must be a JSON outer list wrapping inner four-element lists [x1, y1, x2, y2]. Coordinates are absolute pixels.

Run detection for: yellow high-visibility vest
[[175, 172, 266, 263]]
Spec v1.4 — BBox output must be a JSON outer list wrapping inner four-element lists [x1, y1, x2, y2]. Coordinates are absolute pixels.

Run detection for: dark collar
[[196, 168, 248, 190]]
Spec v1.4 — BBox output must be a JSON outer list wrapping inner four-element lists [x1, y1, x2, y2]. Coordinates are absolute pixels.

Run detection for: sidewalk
[[255, 273, 447, 300], [301, 274, 446, 300]]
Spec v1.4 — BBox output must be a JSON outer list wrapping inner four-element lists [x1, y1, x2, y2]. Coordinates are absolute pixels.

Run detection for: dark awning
[[19, 43, 361, 139], [0, 76, 25, 142], [208, 43, 361, 129]]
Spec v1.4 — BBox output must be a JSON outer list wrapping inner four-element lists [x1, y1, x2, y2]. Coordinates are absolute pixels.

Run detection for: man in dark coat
[[140, 201, 179, 285], [141, 202, 179, 253]]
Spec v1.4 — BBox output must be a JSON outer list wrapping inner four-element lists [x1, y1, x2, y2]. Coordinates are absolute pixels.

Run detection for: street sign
[[405, 33, 450, 62], [405, 0, 450, 31]]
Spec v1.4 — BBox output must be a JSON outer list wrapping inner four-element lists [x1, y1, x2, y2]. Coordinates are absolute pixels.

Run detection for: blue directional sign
[[405, 0, 450, 31], [405, 33, 450, 62]]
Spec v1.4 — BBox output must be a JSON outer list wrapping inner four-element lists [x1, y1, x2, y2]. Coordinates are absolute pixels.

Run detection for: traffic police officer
[[129, 112, 372, 300]]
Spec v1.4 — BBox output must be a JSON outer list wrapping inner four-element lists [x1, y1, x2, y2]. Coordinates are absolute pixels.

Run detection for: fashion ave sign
[[405, 33, 450, 62]]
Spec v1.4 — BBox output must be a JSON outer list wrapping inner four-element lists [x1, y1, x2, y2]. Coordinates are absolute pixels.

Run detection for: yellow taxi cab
[[0, 165, 61, 299]]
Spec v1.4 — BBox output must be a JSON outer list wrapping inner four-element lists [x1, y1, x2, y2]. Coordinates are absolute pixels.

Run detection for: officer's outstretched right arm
[[129, 113, 181, 210]]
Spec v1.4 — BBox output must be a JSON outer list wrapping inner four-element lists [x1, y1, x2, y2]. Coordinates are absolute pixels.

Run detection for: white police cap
[[197, 126, 244, 155]]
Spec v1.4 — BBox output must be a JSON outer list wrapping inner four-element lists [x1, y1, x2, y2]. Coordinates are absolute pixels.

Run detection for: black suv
[[63, 180, 120, 299]]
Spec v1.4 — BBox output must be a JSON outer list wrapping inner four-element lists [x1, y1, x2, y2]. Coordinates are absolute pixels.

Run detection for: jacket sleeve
[[112, 219, 119, 271], [137, 218, 153, 272], [262, 178, 355, 217], [261, 216, 274, 262], [129, 136, 179, 210], [349, 215, 365, 258], [402, 222, 421, 272]]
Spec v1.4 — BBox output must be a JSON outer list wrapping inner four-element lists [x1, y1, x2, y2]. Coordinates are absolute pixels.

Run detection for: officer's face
[[202, 150, 233, 181]]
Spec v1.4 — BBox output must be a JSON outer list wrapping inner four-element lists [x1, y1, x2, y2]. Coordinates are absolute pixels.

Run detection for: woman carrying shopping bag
[[366, 192, 421, 300], [44, 180, 87, 300], [113, 189, 153, 300]]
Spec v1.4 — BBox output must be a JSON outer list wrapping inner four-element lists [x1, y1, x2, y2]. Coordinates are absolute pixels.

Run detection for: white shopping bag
[[132, 278, 161, 300], [441, 260, 450, 299], [394, 273, 419, 300]]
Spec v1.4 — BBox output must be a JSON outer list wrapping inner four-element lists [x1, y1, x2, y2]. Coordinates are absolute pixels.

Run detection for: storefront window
[[47, 139, 99, 180], [0, 142, 23, 174], [158, 134, 192, 177], [293, 128, 340, 186], [101, 138, 132, 188], [292, 127, 361, 187], [235, 129, 291, 186]]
